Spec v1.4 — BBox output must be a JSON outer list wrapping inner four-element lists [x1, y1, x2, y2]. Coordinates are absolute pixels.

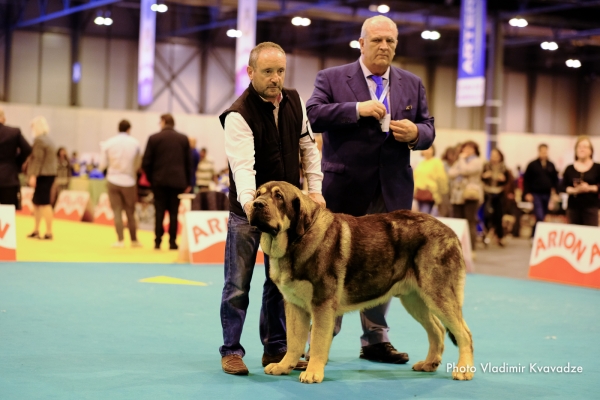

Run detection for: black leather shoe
[[262, 352, 308, 370], [169, 243, 178, 250], [360, 342, 409, 364]]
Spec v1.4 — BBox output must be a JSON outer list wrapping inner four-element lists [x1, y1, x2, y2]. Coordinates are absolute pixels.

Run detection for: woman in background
[[413, 144, 448, 215], [562, 136, 600, 226], [27, 116, 57, 240], [448, 141, 484, 252], [482, 148, 511, 246], [52, 147, 71, 205]]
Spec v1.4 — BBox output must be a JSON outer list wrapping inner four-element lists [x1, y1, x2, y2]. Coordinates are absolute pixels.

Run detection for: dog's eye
[[275, 192, 283, 200]]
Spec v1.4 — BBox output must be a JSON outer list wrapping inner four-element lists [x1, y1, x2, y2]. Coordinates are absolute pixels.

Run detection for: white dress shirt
[[224, 95, 323, 210], [99, 133, 141, 187]]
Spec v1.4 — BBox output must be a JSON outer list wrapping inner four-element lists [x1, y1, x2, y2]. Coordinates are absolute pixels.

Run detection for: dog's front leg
[[264, 301, 310, 376], [300, 302, 335, 384]]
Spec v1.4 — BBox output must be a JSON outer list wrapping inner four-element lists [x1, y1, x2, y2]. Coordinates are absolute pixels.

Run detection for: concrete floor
[[473, 236, 532, 280]]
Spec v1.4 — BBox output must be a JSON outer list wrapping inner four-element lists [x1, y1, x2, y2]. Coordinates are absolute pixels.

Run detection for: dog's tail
[[447, 328, 458, 346]]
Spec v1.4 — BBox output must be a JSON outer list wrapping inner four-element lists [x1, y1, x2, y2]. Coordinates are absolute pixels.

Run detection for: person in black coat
[[0, 108, 32, 208], [142, 114, 191, 250], [523, 144, 559, 236]]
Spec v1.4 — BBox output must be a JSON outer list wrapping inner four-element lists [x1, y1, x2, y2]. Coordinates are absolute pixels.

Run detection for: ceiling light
[[350, 40, 360, 49], [103, 17, 113, 26], [226, 29, 242, 38], [566, 59, 581, 68], [421, 30, 440, 40], [94, 16, 105, 25], [368, 5, 378, 12], [150, 4, 158, 11], [292, 16, 310, 26], [156, 4, 168, 13], [377, 4, 390, 13], [509, 17, 528, 27], [541, 41, 558, 51]]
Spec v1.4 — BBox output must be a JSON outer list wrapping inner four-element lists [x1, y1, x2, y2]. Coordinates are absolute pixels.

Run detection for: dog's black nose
[[253, 201, 265, 209]]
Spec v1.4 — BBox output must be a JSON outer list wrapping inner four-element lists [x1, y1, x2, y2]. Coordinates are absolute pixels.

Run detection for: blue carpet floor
[[1, 262, 599, 399]]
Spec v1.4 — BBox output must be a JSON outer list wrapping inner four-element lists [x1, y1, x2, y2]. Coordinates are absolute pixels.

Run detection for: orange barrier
[[54, 190, 92, 222]]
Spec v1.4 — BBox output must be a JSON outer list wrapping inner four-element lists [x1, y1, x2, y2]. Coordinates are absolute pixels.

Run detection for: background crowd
[[413, 136, 600, 254]]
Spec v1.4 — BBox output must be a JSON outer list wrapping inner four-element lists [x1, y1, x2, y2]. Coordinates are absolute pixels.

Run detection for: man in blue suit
[[306, 15, 435, 364]]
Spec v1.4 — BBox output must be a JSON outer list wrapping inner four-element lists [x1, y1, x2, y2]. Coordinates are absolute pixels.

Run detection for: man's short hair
[[360, 15, 398, 39], [538, 143, 548, 150], [161, 113, 175, 128], [248, 42, 285, 69], [118, 119, 131, 132]]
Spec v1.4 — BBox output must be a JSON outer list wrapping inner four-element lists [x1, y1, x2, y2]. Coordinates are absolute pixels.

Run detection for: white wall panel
[[205, 47, 235, 115], [107, 39, 136, 110], [288, 53, 319, 103], [502, 71, 527, 133], [587, 79, 600, 136], [10, 31, 40, 104], [533, 74, 553, 134], [79, 37, 108, 108], [0, 38, 5, 99], [432, 67, 456, 129], [552, 76, 576, 136], [40, 33, 70, 107]]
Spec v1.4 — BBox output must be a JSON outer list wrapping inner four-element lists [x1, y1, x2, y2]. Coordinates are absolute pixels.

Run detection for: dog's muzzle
[[248, 200, 280, 236]]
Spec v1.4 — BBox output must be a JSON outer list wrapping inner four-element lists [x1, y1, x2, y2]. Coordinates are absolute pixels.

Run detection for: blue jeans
[[219, 212, 287, 357], [417, 201, 434, 214], [532, 193, 550, 237]]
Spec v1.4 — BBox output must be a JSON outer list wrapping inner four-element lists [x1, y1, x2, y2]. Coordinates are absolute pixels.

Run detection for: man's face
[[539, 146, 548, 161], [360, 21, 398, 73], [248, 49, 286, 101]]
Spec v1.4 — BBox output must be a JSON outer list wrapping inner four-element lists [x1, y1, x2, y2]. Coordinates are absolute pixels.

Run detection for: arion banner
[[437, 217, 475, 273], [54, 190, 92, 222], [0, 205, 16, 261], [529, 222, 600, 289], [186, 211, 264, 264]]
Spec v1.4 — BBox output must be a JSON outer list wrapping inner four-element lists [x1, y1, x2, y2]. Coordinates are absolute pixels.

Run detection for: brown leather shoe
[[262, 352, 308, 370], [360, 342, 409, 364], [221, 354, 249, 375]]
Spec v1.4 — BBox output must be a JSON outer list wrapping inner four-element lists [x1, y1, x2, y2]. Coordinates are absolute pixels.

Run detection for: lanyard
[[368, 81, 389, 104]]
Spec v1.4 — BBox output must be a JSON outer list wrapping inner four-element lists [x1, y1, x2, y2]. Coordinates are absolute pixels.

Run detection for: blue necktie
[[371, 75, 389, 113]]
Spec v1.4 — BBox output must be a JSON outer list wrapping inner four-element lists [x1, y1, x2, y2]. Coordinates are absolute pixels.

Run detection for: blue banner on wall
[[138, 0, 156, 107], [456, 0, 487, 107]]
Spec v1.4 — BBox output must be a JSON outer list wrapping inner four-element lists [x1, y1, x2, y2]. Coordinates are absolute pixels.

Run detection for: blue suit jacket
[[306, 60, 435, 216]]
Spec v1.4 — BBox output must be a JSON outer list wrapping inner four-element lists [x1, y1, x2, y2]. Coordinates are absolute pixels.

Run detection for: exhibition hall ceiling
[[2, 0, 599, 73]]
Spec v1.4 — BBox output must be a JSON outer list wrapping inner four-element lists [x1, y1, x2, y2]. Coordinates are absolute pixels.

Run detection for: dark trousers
[[107, 182, 138, 242], [484, 193, 504, 239], [567, 207, 599, 227], [453, 200, 479, 250], [153, 186, 182, 246], [0, 186, 19, 209], [531, 193, 550, 237]]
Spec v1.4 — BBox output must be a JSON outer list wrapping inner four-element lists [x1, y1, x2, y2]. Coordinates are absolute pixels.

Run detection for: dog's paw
[[264, 362, 293, 376], [299, 369, 324, 384], [452, 365, 474, 381], [412, 360, 441, 372]]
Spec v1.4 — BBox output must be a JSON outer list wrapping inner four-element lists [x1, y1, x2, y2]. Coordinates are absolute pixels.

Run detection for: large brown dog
[[248, 181, 474, 383]]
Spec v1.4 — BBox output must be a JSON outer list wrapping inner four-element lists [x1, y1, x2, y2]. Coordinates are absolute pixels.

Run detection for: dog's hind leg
[[418, 281, 474, 380], [399, 291, 445, 372], [265, 301, 310, 376], [299, 302, 336, 384]]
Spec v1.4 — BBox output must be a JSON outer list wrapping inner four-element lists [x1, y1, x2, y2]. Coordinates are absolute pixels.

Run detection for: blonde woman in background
[[413, 144, 448, 214], [27, 116, 57, 240], [448, 141, 484, 252]]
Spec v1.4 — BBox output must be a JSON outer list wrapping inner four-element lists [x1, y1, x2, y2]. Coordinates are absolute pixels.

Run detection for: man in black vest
[[218, 42, 324, 375]]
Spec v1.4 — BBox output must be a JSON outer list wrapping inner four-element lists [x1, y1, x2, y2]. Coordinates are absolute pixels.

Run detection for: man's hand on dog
[[309, 193, 326, 208]]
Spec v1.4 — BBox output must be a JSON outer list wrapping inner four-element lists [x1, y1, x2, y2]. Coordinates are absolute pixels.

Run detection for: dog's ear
[[292, 195, 311, 237]]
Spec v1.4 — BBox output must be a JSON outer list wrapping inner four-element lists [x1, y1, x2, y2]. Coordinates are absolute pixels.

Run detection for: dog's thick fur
[[248, 181, 474, 383]]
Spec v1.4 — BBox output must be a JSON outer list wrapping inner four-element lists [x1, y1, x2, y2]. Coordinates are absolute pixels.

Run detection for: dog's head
[[248, 181, 316, 238]]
